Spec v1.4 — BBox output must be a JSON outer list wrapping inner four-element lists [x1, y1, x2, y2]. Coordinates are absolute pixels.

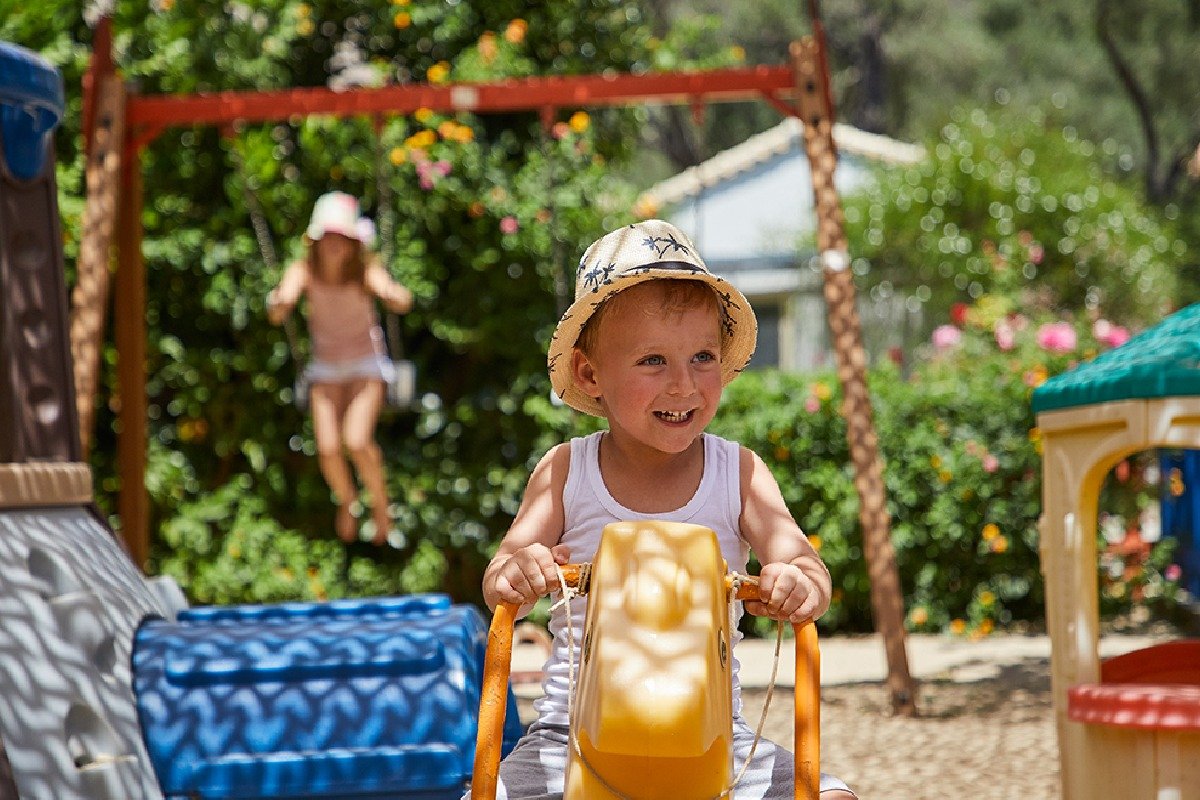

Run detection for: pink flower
[[1036, 322, 1076, 354], [499, 216, 519, 234], [1165, 564, 1183, 583], [1094, 319, 1131, 348], [804, 396, 821, 414], [1028, 243, 1044, 264], [993, 319, 1015, 351], [982, 454, 999, 473], [434, 160, 452, 177], [418, 174, 435, 191], [932, 324, 962, 351]]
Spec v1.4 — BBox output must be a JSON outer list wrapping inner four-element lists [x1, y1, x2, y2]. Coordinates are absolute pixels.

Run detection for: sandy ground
[[743, 662, 1059, 799], [516, 653, 1062, 799]]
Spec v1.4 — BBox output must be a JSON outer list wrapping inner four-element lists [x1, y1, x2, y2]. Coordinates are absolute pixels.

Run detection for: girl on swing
[[267, 191, 414, 545]]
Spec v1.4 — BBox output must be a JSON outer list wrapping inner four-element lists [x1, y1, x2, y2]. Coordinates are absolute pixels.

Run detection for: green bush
[[712, 300, 1185, 635]]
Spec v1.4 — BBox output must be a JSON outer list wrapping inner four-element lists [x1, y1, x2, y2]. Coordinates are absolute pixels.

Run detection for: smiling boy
[[474, 220, 855, 799]]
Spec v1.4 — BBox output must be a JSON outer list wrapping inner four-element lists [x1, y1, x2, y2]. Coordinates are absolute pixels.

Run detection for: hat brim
[[547, 268, 757, 416]]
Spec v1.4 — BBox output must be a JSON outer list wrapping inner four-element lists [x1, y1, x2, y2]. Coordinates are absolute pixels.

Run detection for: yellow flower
[[929, 454, 943, 469], [950, 619, 967, 635], [813, 381, 832, 401], [1028, 427, 1041, 443], [504, 18, 528, 44], [297, 18, 314, 36], [938, 469, 952, 483], [296, 3, 311, 17], [427, 61, 450, 84], [393, 11, 411, 29], [415, 107, 434, 123], [808, 535, 822, 552], [438, 120, 459, 139], [454, 124, 475, 143], [991, 536, 1009, 553], [910, 607, 928, 626], [978, 590, 995, 606], [391, 0, 410, 5], [730, 45, 746, 62], [977, 619, 995, 636], [774, 446, 790, 462], [568, 110, 590, 133], [982, 522, 1000, 541], [389, 146, 407, 166]]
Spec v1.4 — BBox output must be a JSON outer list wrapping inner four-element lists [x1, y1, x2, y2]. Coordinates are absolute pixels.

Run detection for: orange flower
[[813, 381, 833, 401], [479, 31, 498, 63], [633, 195, 659, 219], [468, 201, 485, 219], [414, 107, 434, 123], [808, 535, 822, 552], [991, 536, 1009, 553], [982, 523, 1000, 541], [504, 18, 528, 44], [950, 619, 967, 635], [389, 146, 407, 166], [910, 607, 928, 626], [393, 11, 411, 29]]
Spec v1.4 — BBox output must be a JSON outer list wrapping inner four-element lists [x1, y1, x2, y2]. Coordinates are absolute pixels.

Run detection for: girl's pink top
[[305, 279, 385, 363]]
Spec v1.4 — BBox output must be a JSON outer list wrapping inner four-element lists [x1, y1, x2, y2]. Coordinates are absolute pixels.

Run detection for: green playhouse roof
[[1032, 302, 1200, 414]]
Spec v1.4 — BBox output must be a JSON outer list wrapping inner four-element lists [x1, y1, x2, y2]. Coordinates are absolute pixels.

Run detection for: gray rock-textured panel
[[0, 508, 166, 800]]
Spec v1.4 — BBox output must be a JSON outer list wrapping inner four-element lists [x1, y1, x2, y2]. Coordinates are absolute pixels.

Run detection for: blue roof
[[1031, 303, 1200, 413]]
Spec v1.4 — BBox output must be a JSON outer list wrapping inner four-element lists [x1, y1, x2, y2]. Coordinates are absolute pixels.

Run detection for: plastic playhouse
[[1033, 304, 1200, 800]]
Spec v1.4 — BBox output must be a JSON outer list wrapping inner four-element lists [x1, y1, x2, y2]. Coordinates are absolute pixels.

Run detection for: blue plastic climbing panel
[[133, 594, 523, 800]]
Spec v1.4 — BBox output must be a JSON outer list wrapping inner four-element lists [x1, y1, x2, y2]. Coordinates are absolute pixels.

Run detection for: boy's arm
[[266, 261, 307, 325], [482, 443, 572, 612], [364, 261, 414, 314], [737, 445, 832, 624]]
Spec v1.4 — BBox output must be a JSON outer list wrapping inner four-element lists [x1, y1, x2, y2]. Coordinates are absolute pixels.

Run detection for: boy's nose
[[666, 364, 697, 394]]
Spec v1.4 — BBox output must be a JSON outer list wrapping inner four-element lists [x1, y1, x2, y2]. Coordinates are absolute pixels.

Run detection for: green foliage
[[712, 300, 1187, 636], [845, 106, 1184, 329]]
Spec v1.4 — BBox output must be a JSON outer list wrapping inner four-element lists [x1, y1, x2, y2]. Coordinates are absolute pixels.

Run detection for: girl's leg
[[310, 382, 358, 542], [342, 378, 391, 545]]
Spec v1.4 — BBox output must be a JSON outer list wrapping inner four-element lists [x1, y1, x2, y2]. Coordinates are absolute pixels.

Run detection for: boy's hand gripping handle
[[731, 576, 821, 800], [470, 564, 587, 800]]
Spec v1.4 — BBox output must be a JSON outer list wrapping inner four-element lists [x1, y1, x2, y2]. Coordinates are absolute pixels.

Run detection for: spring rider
[[470, 520, 820, 799]]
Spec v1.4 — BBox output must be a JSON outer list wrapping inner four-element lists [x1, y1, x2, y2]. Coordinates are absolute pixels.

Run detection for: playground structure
[[1033, 304, 1200, 800], [1, 7, 917, 797], [76, 9, 916, 714]]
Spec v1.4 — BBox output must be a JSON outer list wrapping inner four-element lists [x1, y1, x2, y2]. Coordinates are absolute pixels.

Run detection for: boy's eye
[[641, 355, 666, 366], [694, 351, 718, 364]]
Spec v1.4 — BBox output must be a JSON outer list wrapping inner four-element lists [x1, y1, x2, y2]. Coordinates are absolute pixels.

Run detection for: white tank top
[[532, 431, 751, 727]]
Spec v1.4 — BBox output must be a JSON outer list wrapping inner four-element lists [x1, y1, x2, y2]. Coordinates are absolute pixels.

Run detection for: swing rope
[[228, 134, 306, 367], [553, 566, 784, 799], [371, 115, 406, 365]]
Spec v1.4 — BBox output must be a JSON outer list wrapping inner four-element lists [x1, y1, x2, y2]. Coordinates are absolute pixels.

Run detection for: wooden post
[[70, 74, 124, 456], [791, 36, 917, 716], [114, 142, 148, 568]]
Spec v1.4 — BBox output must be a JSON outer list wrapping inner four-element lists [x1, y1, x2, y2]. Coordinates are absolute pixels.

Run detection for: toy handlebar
[[469, 567, 820, 800]]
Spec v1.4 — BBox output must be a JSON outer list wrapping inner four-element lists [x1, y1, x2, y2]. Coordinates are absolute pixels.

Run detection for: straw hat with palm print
[[548, 220, 757, 416]]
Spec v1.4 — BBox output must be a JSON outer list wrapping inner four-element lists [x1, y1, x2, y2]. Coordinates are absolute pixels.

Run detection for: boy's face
[[572, 282, 723, 454]]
